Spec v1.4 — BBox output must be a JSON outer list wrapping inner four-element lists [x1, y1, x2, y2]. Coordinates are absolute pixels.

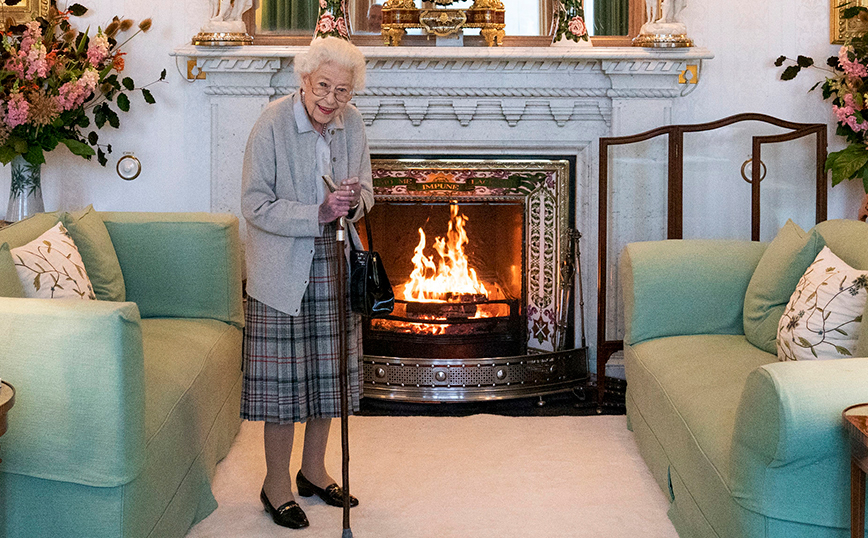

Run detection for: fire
[[402, 204, 489, 302]]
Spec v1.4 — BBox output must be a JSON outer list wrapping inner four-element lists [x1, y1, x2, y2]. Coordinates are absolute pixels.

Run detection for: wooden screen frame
[[596, 113, 828, 408]]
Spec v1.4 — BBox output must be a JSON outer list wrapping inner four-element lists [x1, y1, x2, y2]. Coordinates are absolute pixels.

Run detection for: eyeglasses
[[310, 81, 354, 103]]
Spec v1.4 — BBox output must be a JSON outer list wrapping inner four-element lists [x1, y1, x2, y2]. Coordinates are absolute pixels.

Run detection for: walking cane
[[328, 175, 354, 538]]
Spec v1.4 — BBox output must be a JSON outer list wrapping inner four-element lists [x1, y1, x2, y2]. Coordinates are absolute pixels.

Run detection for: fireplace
[[359, 157, 588, 402]]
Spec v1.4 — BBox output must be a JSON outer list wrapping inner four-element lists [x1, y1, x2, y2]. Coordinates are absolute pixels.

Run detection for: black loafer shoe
[[296, 470, 359, 507], [260, 487, 309, 529]]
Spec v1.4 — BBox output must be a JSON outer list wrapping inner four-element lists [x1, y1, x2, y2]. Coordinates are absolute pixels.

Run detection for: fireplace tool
[[556, 229, 587, 400], [325, 176, 354, 538]]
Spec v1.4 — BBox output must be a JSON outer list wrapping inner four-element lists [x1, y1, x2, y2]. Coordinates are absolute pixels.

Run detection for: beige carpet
[[186, 415, 678, 538]]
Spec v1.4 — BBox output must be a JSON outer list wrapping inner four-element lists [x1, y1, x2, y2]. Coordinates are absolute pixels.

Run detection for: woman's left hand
[[340, 177, 362, 208]]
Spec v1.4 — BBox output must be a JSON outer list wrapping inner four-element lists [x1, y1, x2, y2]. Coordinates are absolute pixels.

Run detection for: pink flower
[[336, 17, 348, 37], [317, 12, 336, 34], [55, 68, 99, 111], [25, 42, 49, 80], [839, 45, 868, 79], [319, 0, 327, 8], [19, 21, 42, 53], [87, 32, 110, 67], [568, 16, 586, 37], [6, 93, 30, 129], [4, 52, 26, 80]]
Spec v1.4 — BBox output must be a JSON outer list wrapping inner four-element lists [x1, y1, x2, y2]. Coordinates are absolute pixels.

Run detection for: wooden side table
[[844, 403, 868, 538], [0, 381, 15, 464]]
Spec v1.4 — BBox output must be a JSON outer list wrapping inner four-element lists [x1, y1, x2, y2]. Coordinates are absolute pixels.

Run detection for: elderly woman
[[240, 37, 371, 530]]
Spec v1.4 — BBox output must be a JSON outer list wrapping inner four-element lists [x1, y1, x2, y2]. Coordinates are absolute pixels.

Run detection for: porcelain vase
[[6, 154, 44, 222], [552, 0, 591, 45], [314, 0, 352, 40]]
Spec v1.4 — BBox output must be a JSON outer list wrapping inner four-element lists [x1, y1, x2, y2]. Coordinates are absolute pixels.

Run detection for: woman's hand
[[318, 188, 355, 223], [340, 177, 362, 208]]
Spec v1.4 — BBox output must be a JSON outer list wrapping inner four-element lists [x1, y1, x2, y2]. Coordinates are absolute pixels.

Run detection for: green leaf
[[834, 328, 849, 335], [809, 80, 822, 92], [141, 88, 155, 104], [88, 131, 98, 145], [60, 138, 95, 158], [796, 55, 814, 68], [33, 274, 40, 291], [796, 337, 812, 348], [834, 345, 853, 356], [68, 3, 88, 16], [842, 5, 868, 19], [781, 65, 801, 80], [811, 346, 818, 358], [97, 148, 107, 167], [160, 68, 167, 81], [774, 55, 787, 67], [862, 167, 868, 194], [0, 145, 17, 165], [117, 93, 130, 112], [827, 145, 868, 186], [94, 103, 106, 129], [122, 77, 134, 91], [105, 106, 120, 128], [24, 145, 45, 166]]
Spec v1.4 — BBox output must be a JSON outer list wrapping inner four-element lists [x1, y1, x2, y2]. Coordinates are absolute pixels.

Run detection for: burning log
[[405, 293, 486, 319]]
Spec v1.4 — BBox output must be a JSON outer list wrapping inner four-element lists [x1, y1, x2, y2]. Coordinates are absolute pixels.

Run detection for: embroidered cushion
[[744, 220, 825, 354], [777, 246, 868, 361], [11, 222, 95, 300]]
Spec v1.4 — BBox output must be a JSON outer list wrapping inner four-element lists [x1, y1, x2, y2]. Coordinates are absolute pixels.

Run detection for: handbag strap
[[355, 204, 373, 252]]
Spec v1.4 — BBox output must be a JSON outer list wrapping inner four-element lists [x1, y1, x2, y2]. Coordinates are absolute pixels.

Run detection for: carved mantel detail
[[174, 45, 712, 129]]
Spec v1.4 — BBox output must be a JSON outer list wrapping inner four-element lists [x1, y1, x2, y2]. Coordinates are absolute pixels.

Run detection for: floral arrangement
[[552, 0, 589, 44], [314, 0, 350, 39], [0, 2, 164, 167], [776, 5, 868, 192]]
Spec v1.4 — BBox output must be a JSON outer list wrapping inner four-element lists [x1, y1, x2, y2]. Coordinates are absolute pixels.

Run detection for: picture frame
[[831, 0, 868, 44], [0, 0, 51, 31]]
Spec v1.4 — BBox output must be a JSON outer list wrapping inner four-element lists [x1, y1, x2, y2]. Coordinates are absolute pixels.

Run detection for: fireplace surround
[[172, 44, 714, 400], [357, 157, 586, 401]]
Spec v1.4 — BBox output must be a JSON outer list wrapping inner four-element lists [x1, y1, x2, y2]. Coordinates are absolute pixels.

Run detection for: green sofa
[[621, 219, 868, 538], [0, 211, 244, 538]]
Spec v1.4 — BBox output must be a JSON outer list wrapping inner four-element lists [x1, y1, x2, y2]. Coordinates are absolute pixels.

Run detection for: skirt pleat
[[241, 226, 362, 423]]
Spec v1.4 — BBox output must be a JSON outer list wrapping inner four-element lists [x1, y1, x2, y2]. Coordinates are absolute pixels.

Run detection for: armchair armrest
[[100, 212, 244, 328], [620, 239, 766, 345], [730, 358, 868, 528], [0, 298, 145, 487]]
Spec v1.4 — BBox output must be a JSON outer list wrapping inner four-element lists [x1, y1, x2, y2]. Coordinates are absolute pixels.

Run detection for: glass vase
[[6, 155, 44, 222], [552, 0, 590, 44]]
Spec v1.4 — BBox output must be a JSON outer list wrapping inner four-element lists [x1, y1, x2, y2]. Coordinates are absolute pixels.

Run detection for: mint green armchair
[[0, 212, 244, 538]]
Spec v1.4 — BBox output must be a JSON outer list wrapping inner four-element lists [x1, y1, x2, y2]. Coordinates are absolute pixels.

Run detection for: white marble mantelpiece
[[171, 44, 713, 367]]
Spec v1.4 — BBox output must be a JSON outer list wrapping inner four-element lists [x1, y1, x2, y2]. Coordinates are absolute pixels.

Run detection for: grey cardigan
[[241, 91, 373, 316]]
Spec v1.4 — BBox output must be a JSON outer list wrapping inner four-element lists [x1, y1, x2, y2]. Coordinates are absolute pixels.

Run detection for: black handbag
[[350, 206, 394, 318]]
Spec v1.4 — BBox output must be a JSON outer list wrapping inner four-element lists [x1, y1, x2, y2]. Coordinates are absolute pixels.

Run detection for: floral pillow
[[777, 246, 868, 361], [10, 222, 95, 300]]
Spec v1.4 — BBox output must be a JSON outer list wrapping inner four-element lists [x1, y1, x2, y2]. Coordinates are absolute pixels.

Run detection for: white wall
[[1, 0, 859, 220]]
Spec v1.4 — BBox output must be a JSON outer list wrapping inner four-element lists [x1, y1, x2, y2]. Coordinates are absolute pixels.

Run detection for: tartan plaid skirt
[[241, 227, 362, 424]]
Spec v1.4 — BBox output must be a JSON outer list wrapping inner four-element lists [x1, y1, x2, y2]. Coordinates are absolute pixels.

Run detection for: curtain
[[260, 0, 319, 32], [593, 0, 628, 35]]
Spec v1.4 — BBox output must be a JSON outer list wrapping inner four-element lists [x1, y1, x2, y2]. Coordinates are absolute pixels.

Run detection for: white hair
[[295, 37, 367, 92]]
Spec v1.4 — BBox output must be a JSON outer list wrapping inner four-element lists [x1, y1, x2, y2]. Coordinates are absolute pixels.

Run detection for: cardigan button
[[332, 157, 337, 162]]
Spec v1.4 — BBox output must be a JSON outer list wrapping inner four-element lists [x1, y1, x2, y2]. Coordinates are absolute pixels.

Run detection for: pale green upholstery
[[621, 222, 868, 538], [0, 212, 244, 538]]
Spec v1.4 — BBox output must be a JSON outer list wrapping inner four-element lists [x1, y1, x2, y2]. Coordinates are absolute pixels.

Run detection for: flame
[[402, 204, 489, 302]]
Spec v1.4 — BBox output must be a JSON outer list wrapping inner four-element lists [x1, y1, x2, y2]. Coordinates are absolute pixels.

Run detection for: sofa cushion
[[60, 206, 126, 302], [778, 246, 868, 361], [0, 211, 59, 248], [743, 220, 825, 354], [814, 219, 868, 269], [0, 242, 25, 298], [11, 222, 95, 300], [625, 334, 775, 536]]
